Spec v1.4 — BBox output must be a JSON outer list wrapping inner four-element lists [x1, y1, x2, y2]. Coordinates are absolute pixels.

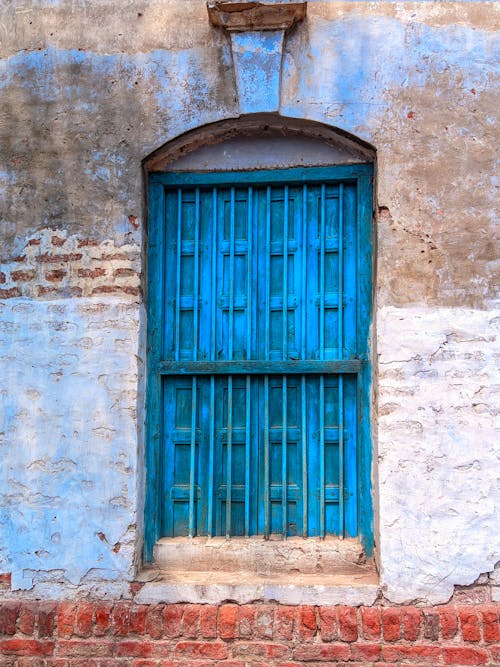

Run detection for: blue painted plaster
[[230, 30, 284, 114]]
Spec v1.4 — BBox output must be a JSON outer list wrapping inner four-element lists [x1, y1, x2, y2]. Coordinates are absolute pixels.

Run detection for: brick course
[[0, 601, 498, 665]]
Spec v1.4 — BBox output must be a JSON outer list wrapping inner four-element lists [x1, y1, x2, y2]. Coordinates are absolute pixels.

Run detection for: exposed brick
[[182, 604, 201, 638], [0, 602, 20, 635], [491, 644, 500, 661], [293, 642, 350, 661], [381, 607, 400, 642], [163, 606, 182, 639], [57, 603, 76, 638], [0, 639, 54, 656], [382, 644, 442, 661], [38, 603, 57, 638], [94, 603, 113, 636], [28, 239, 41, 246], [173, 641, 228, 659], [351, 642, 381, 661], [401, 606, 421, 641], [318, 606, 337, 641], [112, 603, 130, 636], [99, 253, 128, 261], [78, 268, 106, 279], [0, 573, 11, 586], [37, 285, 82, 297], [17, 659, 46, 667], [129, 606, 147, 635], [199, 606, 217, 639], [18, 604, 36, 636], [275, 606, 294, 641], [114, 268, 137, 277], [439, 606, 459, 639], [254, 605, 275, 639], [58, 641, 114, 657], [297, 606, 316, 640], [338, 606, 357, 642], [77, 239, 98, 247], [51, 236, 66, 246], [218, 604, 237, 640], [146, 606, 164, 640], [442, 646, 489, 665], [45, 269, 67, 281], [75, 602, 94, 638], [36, 253, 82, 263], [480, 605, 500, 642], [0, 271, 5, 284], [423, 609, 440, 640], [232, 641, 289, 658], [91, 285, 139, 296], [0, 287, 22, 298], [11, 270, 35, 282], [115, 641, 153, 658], [360, 606, 381, 640], [460, 608, 481, 642]]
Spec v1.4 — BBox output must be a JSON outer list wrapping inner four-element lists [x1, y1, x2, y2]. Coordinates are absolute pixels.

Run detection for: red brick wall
[[1, 600, 499, 666]]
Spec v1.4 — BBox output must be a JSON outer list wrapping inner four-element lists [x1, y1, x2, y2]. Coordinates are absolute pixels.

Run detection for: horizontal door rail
[[158, 360, 363, 375]]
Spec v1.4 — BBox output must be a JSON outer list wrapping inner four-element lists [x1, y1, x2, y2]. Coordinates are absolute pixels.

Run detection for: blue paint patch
[[231, 30, 283, 114]]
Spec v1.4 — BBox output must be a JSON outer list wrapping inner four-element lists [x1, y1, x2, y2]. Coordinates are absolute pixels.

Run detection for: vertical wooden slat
[[282, 376, 287, 537], [301, 185, 308, 536], [229, 187, 235, 360], [281, 187, 288, 537], [226, 189, 236, 537], [264, 186, 271, 537], [188, 189, 200, 537], [319, 374, 325, 538], [319, 184, 326, 361], [245, 187, 253, 536], [338, 375, 344, 537], [175, 188, 182, 361], [207, 188, 217, 536], [189, 376, 197, 537], [264, 375, 270, 538], [319, 185, 326, 538], [338, 183, 344, 357], [245, 375, 251, 536], [283, 185, 288, 361], [338, 184, 345, 537], [208, 376, 215, 536], [226, 375, 233, 537], [301, 374, 307, 536]]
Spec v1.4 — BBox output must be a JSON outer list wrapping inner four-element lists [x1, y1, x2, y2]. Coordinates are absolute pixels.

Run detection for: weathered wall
[[1, 1, 499, 604]]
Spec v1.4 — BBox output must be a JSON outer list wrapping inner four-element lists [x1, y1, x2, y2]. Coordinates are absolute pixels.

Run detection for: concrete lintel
[[207, 1, 307, 33]]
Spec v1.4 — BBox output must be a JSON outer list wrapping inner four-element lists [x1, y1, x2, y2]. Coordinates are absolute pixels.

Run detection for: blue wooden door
[[147, 167, 372, 544]]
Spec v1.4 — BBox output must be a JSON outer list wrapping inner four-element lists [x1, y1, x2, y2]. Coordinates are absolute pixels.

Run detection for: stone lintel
[[207, 0, 307, 32]]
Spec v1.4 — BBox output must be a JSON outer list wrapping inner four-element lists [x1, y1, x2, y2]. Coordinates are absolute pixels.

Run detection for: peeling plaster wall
[[0, 1, 499, 603]]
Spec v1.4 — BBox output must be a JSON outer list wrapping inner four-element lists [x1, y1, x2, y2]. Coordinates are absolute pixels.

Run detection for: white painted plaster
[[377, 306, 500, 603]]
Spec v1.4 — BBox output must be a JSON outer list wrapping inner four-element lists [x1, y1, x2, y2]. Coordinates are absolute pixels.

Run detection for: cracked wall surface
[[0, 1, 499, 602]]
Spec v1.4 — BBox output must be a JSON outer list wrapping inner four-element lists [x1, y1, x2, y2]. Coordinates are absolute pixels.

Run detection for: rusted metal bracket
[[207, 0, 307, 32]]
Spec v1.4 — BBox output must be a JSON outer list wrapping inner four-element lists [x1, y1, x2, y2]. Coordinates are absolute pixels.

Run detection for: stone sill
[[137, 537, 379, 605]]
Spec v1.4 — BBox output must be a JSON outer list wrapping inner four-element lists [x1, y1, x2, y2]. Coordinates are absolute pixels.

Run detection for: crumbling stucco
[[1, 1, 498, 603]]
